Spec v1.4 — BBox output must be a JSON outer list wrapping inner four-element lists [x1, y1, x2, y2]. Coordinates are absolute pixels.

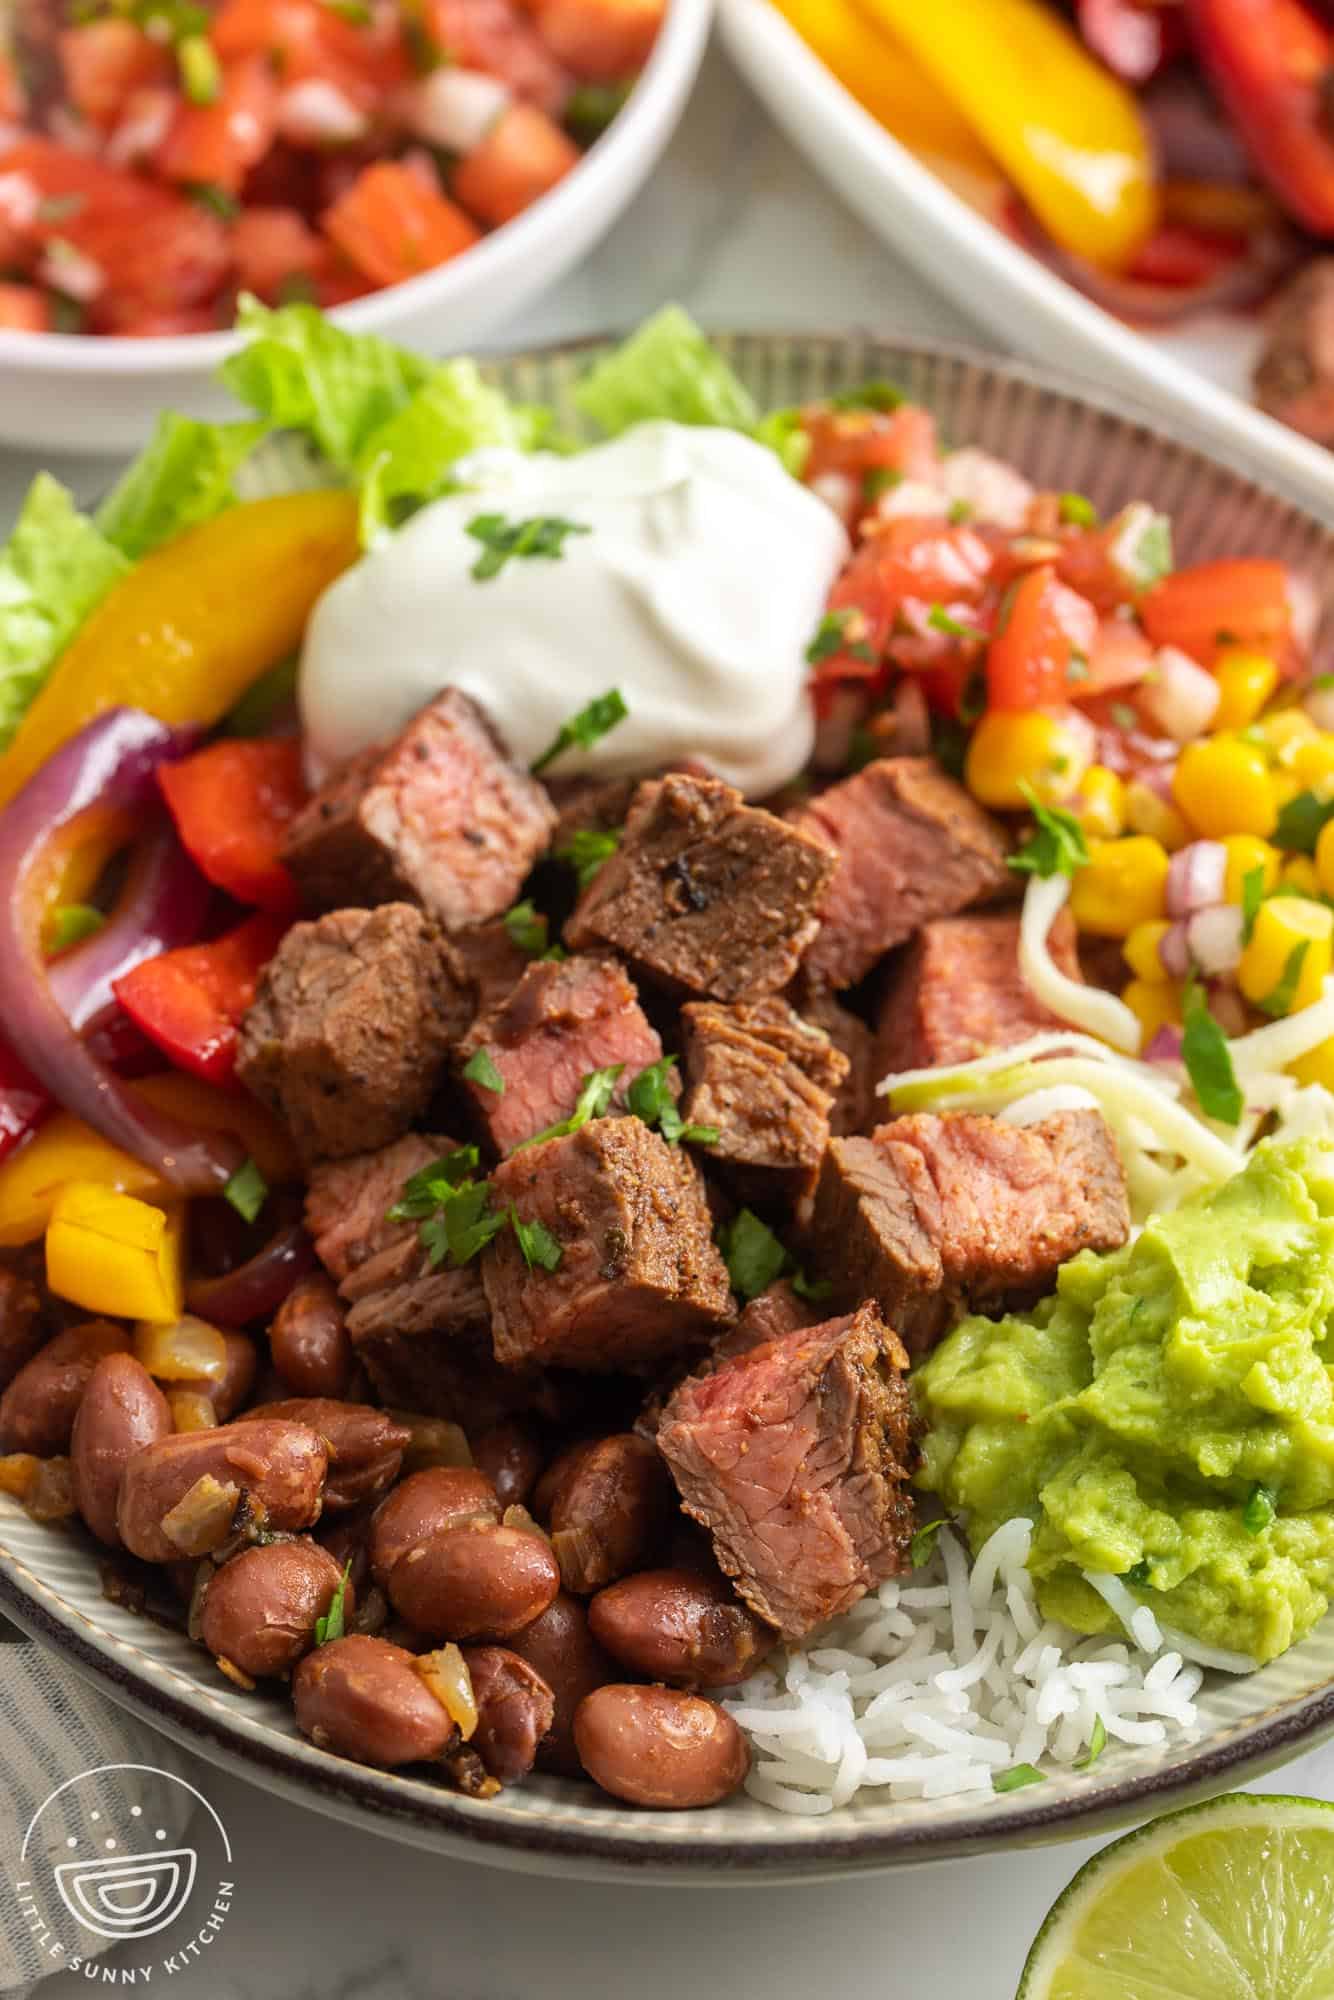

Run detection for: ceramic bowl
[[2, 332, 1333, 1881], [0, 0, 712, 456]]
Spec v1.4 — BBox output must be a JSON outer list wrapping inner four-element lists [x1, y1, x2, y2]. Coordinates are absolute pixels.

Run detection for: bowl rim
[[0, 0, 712, 379], [2, 326, 1332, 1878]]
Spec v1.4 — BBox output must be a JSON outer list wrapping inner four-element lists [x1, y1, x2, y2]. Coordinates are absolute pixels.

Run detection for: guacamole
[[915, 1138, 1334, 1665]]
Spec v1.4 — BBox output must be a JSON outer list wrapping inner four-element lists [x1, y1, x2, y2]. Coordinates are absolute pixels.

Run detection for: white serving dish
[[0, 0, 712, 456], [717, 0, 1334, 521]]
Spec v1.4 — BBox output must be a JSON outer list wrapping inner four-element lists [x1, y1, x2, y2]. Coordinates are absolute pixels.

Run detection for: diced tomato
[[1074, 615, 1154, 700], [322, 158, 480, 287], [1140, 558, 1293, 667], [452, 101, 580, 227], [921, 657, 984, 722], [532, 0, 664, 81], [0, 284, 51, 332], [986, 565, 1100, 712], [215, 0, 408, 98], [156, 54, 281, 197], [801, 403, 941, 527], [830, 518, 992, 650], [0, 1038, 50, 1165], [423, 0, 572, 114], [231, 205, 326, 301], [112, 913, 289, 1087], [1126, 220, 1249, 290], [1054, 503, 1167, 614], [0, 52, 25, 123], [58, 21, 171, 132], [158, 738, 308, 916]]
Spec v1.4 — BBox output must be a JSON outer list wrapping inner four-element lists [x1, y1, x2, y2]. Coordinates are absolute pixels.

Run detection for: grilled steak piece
[[875, 910, 1082, 1076], [458, 954, 668, 1156], [1254, 259, 1334, 448], [713, 1279, 823, 1366], [565, 773, 835, 1002], [788, 973, 877, 1136], [238, 904, 466, 1163], [794, 756, 1013, 989], [484, 1117, 734, 1373], [679, 997, 848, 1196], [657, 1302, 916, 1641], [451, 919, 533, 1018], [806, 1110, 1130, 1354], [305, 1133, 448, 1284], [284, 689, 557, 931]]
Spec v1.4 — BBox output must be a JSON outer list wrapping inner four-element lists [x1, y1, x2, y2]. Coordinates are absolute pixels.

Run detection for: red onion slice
[[1206, 980, 1251, 1038], [1158, 919, 1193, 981], [185, 1217, 317, 1327], [0, 708, 242, 1195], [49, 814, 211, 1033], [1137, 647, 1222, 744], [1143, 1025, 1185, 1064], [1167, 841, 1228, 918]]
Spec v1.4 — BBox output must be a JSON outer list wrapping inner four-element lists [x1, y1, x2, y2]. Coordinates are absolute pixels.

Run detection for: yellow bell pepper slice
[[771, 0, 1000, 190], [856, 0, 1159, 268], [0, 1074, 296, 1248], [46, 1183, 184, 1323], [0, 490, 359, 810]]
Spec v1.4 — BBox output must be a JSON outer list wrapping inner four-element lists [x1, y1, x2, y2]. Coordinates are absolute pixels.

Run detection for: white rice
[[722, 1520, 1208, 1816]]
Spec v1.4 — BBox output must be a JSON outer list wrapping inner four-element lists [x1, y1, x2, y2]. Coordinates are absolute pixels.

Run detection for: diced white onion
[[1165, 839, 1227, 918], [810, 471, 858, 520], [278, 79, 370, 146], [876, 478, 949, 521], [0, 171, 39, 228], [106, 87, 176, 166], [1137, 645, 1221, 743], [1185, 903, 1244, 977], [1019, 873, 1141, 1054], [940, 448, 1033, 531], [396, 67, 511, 154]]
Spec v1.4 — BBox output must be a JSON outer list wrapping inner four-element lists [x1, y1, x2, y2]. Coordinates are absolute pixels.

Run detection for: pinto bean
[[547, 1434, 674, 1595], [388, 1523, 559, 1642], [70, 1353, 172, 1548], [574, 1685, 750, 1809], [268, 1274, 353, 1400], [201, 1539, 348, 1679], [462, 1646, 555, 1784], [506, 1591, 616, 1776], [369, 1467, 500, 1587], [175, 1331, 258, 1423], [248, 1398, 410, 1511], [470, 1421, 543, 1511], [117, 1419, 328, 1562], [588, 1568, 775, 1689], [0, 1322, 128, 1455], [532, 1439, 595, 1524], [293, 1633, 455, 1767]]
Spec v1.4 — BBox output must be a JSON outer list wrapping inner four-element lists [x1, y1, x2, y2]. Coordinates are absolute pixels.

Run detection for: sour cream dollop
[[299, 421, 849, 797]]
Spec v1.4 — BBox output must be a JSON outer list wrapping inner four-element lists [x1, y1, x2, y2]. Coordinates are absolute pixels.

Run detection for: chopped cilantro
[[463, 1047, 505, 1095], [563, 80, 633, 146], [993, 1764, 1046, 1793], [909, 1515, 953, 1568], [402, 13, 442, 71], [1126, 1559, 1152, 1587], [1075, 1715, 1108, 1770], [805, 607, 875, 668], [187, 182, 239, 221], [1274, 789, 1334, 855], [530, 687, 628, 775], [503, 899, 549, 955], [1065, 650, 1091, 684], [466, 511, 590, 581], [1007, 784, 1089, 880], [1242, 1483, 1276, 1536], [626, 1055, 718, 1146], [1258, 941, 1310, 1018], [1058, 492, 1098, 529], [223, 1157, 268, 1225], [323, 0, 372, 19], [388, 1145, 482, 1222], [1126, 511, 1173, 589], [517, 1064, 625, 1152], [1181, 983, 1242, 1126], [510, 1209, 563, 1273], [47, 903, 104, 954], [926, 603, 988, 644], [947, 498, 972, 524], [1311, 673, 1334, 692], [1109, 701, 1139, 732], [1241, 864, 1266, 945], [314, 1559, 352, 1646], [178, 32, 220, 103], [829, 379, 904, 412], [420, 1179, 509, 1268], [862, 467, 901, 504], [556, 824, 621, 891], [791, 1269, 834, 1304], [717, 1208, 789, 1302]]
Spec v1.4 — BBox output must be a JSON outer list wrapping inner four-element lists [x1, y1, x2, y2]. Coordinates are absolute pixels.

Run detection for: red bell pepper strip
[[0, 1039, 50, 1165], [1184, 0, 1334, 234], [157, 737, 308, 916], [112, 912, 287, 1086]]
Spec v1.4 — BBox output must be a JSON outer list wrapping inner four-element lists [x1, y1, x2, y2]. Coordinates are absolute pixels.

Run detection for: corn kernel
[[1070, 836, 1170, 938], [1123, 780, 1191, 852], [1068, 765, 1125, 840], [1294, 735, 1334, 793], [1281, 855, 1322, 898], [1221, 834, 1280, 904], [1212, 650, 1279, 731], [1122, 978, 1183, 1049], [45, 1185, 183, 1323], [1257, 708, 1318, 757], [964, 709, 1092, 811], [1172, 737, 1276, 839], [1123, 920, 1172, 983], [1292, 1038, 1334, 1090], [1238, 896, 1333, 1014], [1270, 769, 1302, 814]]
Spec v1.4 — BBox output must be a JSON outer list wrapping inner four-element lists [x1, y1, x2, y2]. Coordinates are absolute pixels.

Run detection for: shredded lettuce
[[575, 305, 759, 437], [355, 361, 550, 545], [0, 476, 129, 750], [96, 412, 270, 560]]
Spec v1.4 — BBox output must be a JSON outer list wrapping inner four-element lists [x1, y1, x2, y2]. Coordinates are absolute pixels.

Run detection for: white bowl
[[0, 0, 712, 456], [717, 0, 1334, 522]]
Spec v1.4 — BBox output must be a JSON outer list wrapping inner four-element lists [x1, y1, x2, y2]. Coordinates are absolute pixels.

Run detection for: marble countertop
[[10, 33, 1334, 2000]]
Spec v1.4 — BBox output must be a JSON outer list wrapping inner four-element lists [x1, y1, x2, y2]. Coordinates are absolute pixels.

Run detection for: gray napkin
[[0, 1626, 194, 1997]]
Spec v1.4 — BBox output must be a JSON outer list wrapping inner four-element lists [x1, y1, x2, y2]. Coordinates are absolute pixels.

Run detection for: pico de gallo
[[0, 0, 664, 336]]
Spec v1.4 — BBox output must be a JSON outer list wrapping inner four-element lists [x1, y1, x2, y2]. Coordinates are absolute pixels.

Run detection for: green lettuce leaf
[[96, 412, 270, 560], [218, 294, 434, 469], [574, 305, 759, 436], [0, 476, 129, 750], [355, 361, 550, 544]]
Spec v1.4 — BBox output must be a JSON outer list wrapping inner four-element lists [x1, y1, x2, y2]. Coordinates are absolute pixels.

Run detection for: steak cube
[[875, 910, 1083, 1076], [657, 1302, 916, 1641], [284, 689, 557, 931], [679, 997, 848, 1195], [451, 918, 534, 1018], [565, 773, 835, 1002], [484, 1117, 734, 1373], [788, 972, 877, 1136], [806, 1110, 1129, 1354], [238, 905, 466, 1163], [459, 954, 667, 1156], [794, 757, 1013, 988]]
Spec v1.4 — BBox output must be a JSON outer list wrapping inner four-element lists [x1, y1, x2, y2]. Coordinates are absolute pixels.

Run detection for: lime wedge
[[1018, 1793, 1334, 2000]]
